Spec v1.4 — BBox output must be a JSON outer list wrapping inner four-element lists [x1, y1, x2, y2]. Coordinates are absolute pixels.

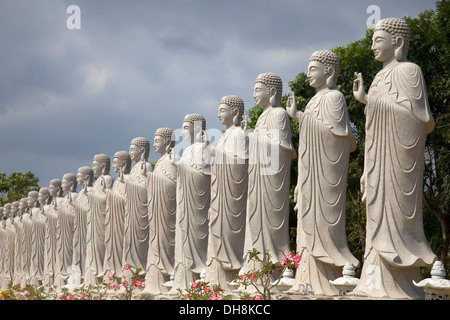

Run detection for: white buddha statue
[[84, 154, 113, 285], [29, 189, 47, 287], [170, 113, 211, 293], [286, 50, 359, 295], [123, 137, 153, 271], [103, 151, 131, 278], [205, 95, 249, 291], [72, 166, 93, 278], [143, 128, 177, 294], [351, 18, 436, 299], [19, 197, 33, 287]]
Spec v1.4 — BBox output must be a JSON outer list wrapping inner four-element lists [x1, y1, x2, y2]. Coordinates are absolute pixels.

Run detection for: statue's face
[[27, 196, 35, 207], [11, 205, 18, 216], [112, 157, 123, 173], [76, 172, 85, 186], [61, 178, 71, 192], [49, 184, 59, 197], [3, 206, 10, 217], [19, 201, 26, 212], [129, 144, 142, 161], [307, 60, 327, 89], [182, 121, 194, 142], [38, 192, 47, 206], [92, 160, 103, 175], [371, 30, 395, 62], [217, 103, 233, 126], [153, 135, 167, 154], [253, 82, 270, 107]]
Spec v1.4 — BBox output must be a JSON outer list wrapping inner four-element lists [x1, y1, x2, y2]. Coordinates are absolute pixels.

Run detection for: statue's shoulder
[[324, 89, 345, 103], [394, 61, 423, 78]]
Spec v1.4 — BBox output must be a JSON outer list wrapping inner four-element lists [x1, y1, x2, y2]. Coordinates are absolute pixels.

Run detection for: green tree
[[405, 0, 450, 268], [0, 171, 40, 206]]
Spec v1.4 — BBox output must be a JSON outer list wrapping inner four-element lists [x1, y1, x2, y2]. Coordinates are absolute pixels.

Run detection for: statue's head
[[182, 113, 206, 143], [113, 151, 132, 174], [92, 154, 111, 176], [3, 203, 11, 218], [254, 72, 283, 107], [38, 187, 51, 206], [154, 128, 174, 154], [62, 173, 77, 192], [218, 95, 245, 127], [77, 166, 94, 187], [308, 50, 340, 89], [19, 197, 28, 213], [49, 178, 63, 197], [27, 190, 39, 208], [129, 137, 150, 162], [372, 18, 410, 62], [11, 201, 19, 217]]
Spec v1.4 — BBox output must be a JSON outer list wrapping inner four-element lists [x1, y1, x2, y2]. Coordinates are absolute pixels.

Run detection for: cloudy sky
[[0, 0, 436, 188]]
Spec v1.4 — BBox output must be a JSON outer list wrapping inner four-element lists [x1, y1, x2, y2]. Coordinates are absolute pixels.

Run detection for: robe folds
[[291, 89, 359, 295], [103, 177, 128, 277], [84, 175, 112, 284], [72, 187, 90, 275], [43, 200, 60, 285], [144, 154, 177, 294], [29, 208, 46, 286], [244, 106, 296, 269], [123, 163, 152, 270], [172, 142, 211, 290], [205, 126, 248, 288], [353, 61, 436, 299]]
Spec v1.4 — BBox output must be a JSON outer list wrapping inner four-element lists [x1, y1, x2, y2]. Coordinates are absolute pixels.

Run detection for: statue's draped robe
[[4, 220, 16, 286], [73, 187, 90, 276], [30, 207, 46, 286], [352, 62, 436, 299], [144, 154, 177, 294], [123, 163, 152, 270], [21, 212, 33, 286], [243, 106, 296, 275], [171, 142, 211, 291], [290, 89, 359, 295], [205, 126, 248, 290], [104, 176, 127, 277], [43, 199, 61, 286], [0, 224, 7, 289], [55, 193, 77, 285], [13, 216, 23, 285], [84, 176, 112, 284]]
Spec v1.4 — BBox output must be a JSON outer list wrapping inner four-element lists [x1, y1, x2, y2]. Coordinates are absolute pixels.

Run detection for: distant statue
[[2, 204, 14, 288], [286, 50, 359, 295], [29, 189, 47, 287], [72, 166, 93, 277], [351, 18, 436, 299], [43, 179, 63, 286], [143, 128, 177, 294], [242, 73, 296, 279], [20, 197, 33, 287], [84, 154, 113, 285], [205, 95, 249, 291], [0, 207, 6, 289], [55, 173, 78, 285], [11, 201, 22, 286], [103, 151, 131, 278], [123, 137, 153, 271], [170, 113, 211, 292]]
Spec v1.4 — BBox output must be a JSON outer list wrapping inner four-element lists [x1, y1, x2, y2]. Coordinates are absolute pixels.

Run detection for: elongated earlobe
[[394, 36, 404, 61]]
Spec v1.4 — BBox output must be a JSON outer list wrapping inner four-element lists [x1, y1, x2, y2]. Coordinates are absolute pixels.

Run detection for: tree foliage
[[0, 171, 40, 207]]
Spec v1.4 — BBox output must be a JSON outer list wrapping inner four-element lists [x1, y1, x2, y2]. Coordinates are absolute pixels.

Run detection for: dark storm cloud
[[0, 0, 436, 187]]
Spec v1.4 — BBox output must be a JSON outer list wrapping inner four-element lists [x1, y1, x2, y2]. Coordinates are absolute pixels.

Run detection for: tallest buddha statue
[[352, 18, 436, 299]]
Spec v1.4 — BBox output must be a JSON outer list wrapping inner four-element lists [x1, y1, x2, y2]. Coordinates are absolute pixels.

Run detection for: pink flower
[[123, 264, 130, 270], [108, 272, 114, 280], [133, 280, 143, 287], [109, 284, 119, 290], [253, 295, 261, 300], [191, 281, 198, 289], [66, 294, 74, 300], [77, 294, 84, 299]]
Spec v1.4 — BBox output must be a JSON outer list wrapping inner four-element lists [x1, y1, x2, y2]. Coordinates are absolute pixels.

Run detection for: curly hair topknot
[[309, 50, 340, 82], [183, 113, 206, 131], [130, 137, 150, 160], [114, 151, 132, 172], [93, 153, 111, 172], [220, 95, 245, 120], [255, 72, 283, 101], [374, 18, 410, 53]]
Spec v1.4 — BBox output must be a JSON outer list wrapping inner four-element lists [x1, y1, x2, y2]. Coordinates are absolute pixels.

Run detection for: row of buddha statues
[[0, 18, 437, 299]]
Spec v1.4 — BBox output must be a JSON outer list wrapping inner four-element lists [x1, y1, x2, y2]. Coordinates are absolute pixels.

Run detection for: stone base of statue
[[288, 250, 340, 296], [142, 265, 170, 295], [204, 258, 240, 292], [350, 250, 425, 299]]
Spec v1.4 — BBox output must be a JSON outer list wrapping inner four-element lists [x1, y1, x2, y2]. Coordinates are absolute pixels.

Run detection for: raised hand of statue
[[100, 176, 106, 192], [286, 91, 300, 121], [353, 72, 368, 105], [141, 153, 147, 177], [118, 166, 124, 183]]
